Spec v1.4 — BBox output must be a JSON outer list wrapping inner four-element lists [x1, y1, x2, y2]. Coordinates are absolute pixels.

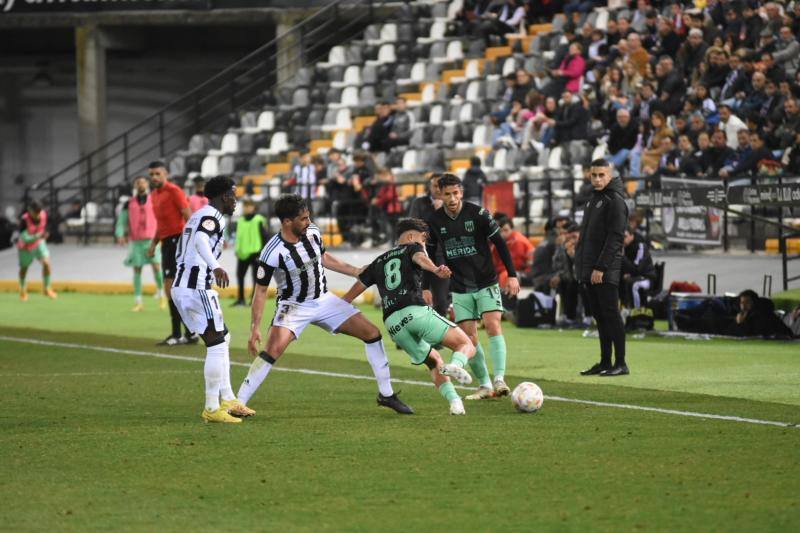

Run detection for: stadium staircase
[[34, 0, 782, 251]]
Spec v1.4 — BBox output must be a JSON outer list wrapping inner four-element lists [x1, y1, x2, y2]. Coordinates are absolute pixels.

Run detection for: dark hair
[[204, 176, 235, 200], [590, 158, 611, 167], [275, 194, 308, 221], [494, 214, 513, 228], [739, 289, 759, 301], [396, 218, 429, 238], [133, 175, 148, 183], [148, 161, 166, 170], [192, 176, 206, 185], [28, 199, 42, 212], [437, 173, 462, 189], [470, 155, 481, 166], [564, 221, 580, 233]]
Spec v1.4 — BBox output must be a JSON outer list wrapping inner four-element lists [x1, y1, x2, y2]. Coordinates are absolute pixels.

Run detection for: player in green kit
[[424, 174, 520, 399], [342, 218, 477, 415]]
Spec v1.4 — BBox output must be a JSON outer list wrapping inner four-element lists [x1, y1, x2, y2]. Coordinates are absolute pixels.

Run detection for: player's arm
[[489, 231, 519, 296], [342, 280, 368, 304], [174, 187, 191, 221], [322, 251, 361, 277], [412, 251, 451, 279], [195, 217, 228, 288], [249, 262, 275, 356], [115, 208, 129, 244]]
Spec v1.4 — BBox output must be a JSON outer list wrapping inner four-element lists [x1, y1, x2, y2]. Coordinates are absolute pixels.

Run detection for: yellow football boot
[[201, 408, 242, 424], [132, 303, 144, 312], [220, 399, 256, 418], [44, 288, 57, 299], [159, 296, 168, 310], [19, 289, 28, 302]]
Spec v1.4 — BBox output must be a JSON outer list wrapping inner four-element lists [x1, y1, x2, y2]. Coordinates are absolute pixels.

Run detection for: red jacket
[[374, 184, 403, 215], [492, 230, 534, 287]]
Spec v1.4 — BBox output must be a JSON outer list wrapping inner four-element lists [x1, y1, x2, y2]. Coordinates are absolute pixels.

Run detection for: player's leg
[[40, 255, 56, 299], [152, 262, 165, 305], [132, 267, 144, 311], [424, 351, 464, 415], [248, 253, 259, 303], [236, 325, 295, 406], [18, 252, 30, 301], [457, 318, 494, 399], [453, 292, 493, 393], [334, 309, 413, 414], [477, 285, 510, 395], [419, 309, 474, 386]]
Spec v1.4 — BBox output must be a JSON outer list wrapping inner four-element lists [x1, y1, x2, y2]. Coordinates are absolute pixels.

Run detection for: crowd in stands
[[455, 0, 800, 180]]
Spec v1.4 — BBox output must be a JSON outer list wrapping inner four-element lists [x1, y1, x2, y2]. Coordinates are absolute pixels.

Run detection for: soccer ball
[[511, 382, 544, 413]]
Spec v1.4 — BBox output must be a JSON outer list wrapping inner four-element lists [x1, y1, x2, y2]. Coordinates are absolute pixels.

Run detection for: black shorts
[[161, 234, 180, 279]]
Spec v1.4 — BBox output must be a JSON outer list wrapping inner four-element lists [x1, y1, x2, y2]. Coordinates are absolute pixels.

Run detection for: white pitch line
[[1, 335, 797, 429], [0, 370, 196, 378]]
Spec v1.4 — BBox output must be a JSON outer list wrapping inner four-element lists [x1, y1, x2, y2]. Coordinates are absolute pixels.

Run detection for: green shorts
[[385, 305, 456, 365], [125, 240, 161, 268], [18, 242, 49, 269], [452, 284, 504, 323]]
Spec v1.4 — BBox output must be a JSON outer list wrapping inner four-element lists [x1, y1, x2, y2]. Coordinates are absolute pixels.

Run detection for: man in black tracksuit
[[575, 159, 630, 376]]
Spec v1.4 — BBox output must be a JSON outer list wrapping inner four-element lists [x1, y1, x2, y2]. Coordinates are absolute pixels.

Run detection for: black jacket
[[462, 166, 487, 200], [622, 232, 655, 280], [554, 101, 589, 144], [608, 120, 639, 154], [574, 177, 628, 286]]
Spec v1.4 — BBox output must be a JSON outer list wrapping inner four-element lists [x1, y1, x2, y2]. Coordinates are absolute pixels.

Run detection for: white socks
[[204, 343, 226, 411], [237, 354, 274, 405], [365, 338, 394, 397], [219, 332, 236, 401]]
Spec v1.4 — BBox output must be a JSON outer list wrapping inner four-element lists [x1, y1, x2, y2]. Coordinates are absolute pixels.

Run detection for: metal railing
[[25, 0, 392, 243]]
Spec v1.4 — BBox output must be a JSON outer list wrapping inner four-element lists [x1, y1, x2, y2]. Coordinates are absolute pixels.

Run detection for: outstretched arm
[[322, 251, 361, 277], [342, 280, 368, 304], [412, 251, 451, 279]]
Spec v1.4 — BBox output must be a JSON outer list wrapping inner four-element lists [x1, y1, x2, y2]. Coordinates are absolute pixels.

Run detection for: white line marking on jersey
[[1, 335, 796, 429]]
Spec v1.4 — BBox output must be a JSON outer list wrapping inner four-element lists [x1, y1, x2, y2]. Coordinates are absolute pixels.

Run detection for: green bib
[[235, 214, 266, 260]]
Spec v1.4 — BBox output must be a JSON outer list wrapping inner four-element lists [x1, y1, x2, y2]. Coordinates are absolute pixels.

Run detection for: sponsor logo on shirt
[[388, 313, 414, 335]]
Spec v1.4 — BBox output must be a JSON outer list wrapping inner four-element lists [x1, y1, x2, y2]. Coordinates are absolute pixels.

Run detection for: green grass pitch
[[1, 292, 798, 531]]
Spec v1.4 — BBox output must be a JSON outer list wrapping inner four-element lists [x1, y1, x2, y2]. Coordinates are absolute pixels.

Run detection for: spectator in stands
[[676, 135, 703, 177], [701, 48, 731, 95], [333, 153, 370, 246], [655, 135, 680, 177], [720, 131, 773, 179], [369, 168, 402, 245], [650, 18, 682, 61], [706, 130, 737, 175], [740, 71, 768, 119], [531, 216, 569, 293], [462, 156, 487, 205], [720, 52, 748, 105], [727, 289, 794, 338], [677, 28, 708, 79], [689, 83, 720, 126], [625, 33, 650, 78], [774, 98, 800, 150], [781, 131, 800, 174], [774, 26, 800, 78], [492, 213, 534, 291], [606, 108, 639, 171], [478, 0, 526, 45], [636, 111, 674, 176], [552, 89, 589, 146], [574, 164, 595, 209], [741, 2, 765, 49], [389, 97, 413, 147], [366, 102, 394, 153], [694, 131, 713, 175], [289, 153, 317, 201], [653, 56, 686, 117], [544, 42, 586, 97], [188, 177, 208, 213], [551, 221, 580, 322], [719, 105, 748, 149], [620, 228, 656, 310]]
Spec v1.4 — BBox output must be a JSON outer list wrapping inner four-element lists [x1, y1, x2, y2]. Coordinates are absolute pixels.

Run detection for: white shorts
[[171, 287, 225, 335], [272, 291, 360, 339]]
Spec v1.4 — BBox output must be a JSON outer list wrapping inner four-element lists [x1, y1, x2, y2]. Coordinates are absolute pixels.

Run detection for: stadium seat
[[379, 23, 397, 43], [446, 0, 464, 20], [331, 65, 360, 88], [201, 155, 219, 178], [401, 150, 418, 171], [445, 40, 464, 63], [418, 20, 446, 43], [218, 155, 235, 175], [319, 45, 346, 67], [464, 59, 481, 80]]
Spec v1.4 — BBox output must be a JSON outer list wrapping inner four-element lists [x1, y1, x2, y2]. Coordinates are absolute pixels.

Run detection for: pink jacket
[[128, 195, 158, 241], [559, 54, 586, 93], [17, 211, 47, 251]]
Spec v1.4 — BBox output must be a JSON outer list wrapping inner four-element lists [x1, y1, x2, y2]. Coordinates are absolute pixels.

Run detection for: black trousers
[[430, 277, 451, 317], [558, 279, 580, 320], [236, 253, 260, 302], [583, 282, 626, 366]]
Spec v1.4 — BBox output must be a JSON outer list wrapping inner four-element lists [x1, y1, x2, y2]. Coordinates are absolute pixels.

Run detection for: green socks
[[133, 270, 143, 300], [154, 268, 164, 290], [489, 335, 507, 381], [19, 276, 27, 291], [438, 381, 459, 402], [43, 274, 51, 290], [450, 351, 468, 369], [468, 343, 492, 388]]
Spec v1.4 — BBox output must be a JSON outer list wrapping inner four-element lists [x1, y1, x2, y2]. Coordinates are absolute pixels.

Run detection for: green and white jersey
[[426, 202, 501, 293]]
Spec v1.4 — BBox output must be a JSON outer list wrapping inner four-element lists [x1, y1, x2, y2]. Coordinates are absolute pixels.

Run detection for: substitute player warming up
[[342, 218, 478, 415], [171, 176, 255, 423], [425, 174, 520, 399], [237, 194, 413, 415], [17, 199, 56, 301]]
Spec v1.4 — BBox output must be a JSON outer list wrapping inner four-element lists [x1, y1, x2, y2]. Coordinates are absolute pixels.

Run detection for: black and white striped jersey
[[255, 224, 328, 303], [173, 205, 225, 290]]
